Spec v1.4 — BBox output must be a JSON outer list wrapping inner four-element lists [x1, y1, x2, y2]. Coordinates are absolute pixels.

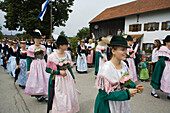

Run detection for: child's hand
[[136, 85, 144, 94], [139, 66, 142, 68], [81, 56, 83, 59], [60, 70, 67, 77], [129, 89, 137, 97]]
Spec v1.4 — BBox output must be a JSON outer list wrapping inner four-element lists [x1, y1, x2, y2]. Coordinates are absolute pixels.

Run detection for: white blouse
[[152, 48, 158, 62]]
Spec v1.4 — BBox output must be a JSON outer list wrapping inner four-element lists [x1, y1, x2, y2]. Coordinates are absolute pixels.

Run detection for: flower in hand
[[120, 72, 132, 85]]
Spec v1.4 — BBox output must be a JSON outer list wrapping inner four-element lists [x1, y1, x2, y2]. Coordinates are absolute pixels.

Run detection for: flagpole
[[50, 0, 52, 39]]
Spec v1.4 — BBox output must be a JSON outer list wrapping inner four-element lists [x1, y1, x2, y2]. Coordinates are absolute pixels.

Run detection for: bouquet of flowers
[[34, 48, 44, 54], [129, 50, 134, 55], [101, 48, 106, 53], [57, 59, 71, 70], [120, 72, 132, 89]]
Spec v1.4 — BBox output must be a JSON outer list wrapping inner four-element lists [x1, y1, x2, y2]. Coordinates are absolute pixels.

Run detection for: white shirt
[[152, 48, 158, 62]]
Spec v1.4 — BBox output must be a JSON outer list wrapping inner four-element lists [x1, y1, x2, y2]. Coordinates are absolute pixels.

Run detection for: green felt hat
[[55, 35, 68, 45], [126, 35, 133, 41], [32, 32, 41, 39], [108, 35, 130, 48]]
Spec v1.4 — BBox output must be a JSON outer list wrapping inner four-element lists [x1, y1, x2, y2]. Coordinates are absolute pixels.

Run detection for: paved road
[[0, 66, 170, 113]]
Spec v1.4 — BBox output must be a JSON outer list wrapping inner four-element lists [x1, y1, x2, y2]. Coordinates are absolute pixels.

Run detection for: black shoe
[[37, 97, 44, 102], [42, 96, 48, 102], [151, 92, 160, 98], [167, 96, 170, 100]]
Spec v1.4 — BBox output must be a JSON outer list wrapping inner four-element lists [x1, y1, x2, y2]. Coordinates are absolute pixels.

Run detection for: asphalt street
[[0, 66, 170, 113]]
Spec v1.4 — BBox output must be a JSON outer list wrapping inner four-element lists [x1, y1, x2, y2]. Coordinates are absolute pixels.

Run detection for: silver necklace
[[112, 58, 121, 65]]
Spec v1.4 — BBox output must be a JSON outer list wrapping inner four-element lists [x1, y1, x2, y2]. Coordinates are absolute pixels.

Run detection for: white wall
[[125, 9, 170, 44]]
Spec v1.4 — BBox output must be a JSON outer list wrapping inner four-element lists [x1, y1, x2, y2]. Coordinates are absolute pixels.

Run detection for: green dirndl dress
[[138, 61, 149, 80]]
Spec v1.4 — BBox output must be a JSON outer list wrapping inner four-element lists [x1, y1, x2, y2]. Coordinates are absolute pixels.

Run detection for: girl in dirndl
[[6, 40, 13, 75], [138, 56, 149, 81], [94, 35, 144, 113], [16, 41, 28, 88], [94, 38, 107, 76], [151, 35, 170, 99], [76, 40, 88, 73], [7, 41, 20, 77], [86, 39, 95, 66], [46, 39, 52, 56], [126, 35, 137, 82], [24, 31, 50, 102], [46, 35, 79, 113]]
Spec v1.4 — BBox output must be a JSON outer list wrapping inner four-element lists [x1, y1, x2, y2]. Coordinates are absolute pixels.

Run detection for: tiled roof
[[90, 0, 170, 23]]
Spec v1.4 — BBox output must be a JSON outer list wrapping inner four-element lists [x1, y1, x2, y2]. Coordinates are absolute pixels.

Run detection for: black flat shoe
[[151, 92, 160, 98], [37, 97, 44, 102], [42, 96, 48, 102], [167, 96, 170, 100]]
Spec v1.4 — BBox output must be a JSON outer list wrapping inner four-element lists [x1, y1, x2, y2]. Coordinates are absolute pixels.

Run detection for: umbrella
[[14, 68, 20, 83], [47, 78, 55, 113]]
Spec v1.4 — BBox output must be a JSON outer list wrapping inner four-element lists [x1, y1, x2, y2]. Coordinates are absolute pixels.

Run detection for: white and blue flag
[[38, 0, 50, 21]]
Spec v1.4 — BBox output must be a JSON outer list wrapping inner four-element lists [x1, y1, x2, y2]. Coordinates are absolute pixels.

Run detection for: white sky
[[0, 0, 135, 36]]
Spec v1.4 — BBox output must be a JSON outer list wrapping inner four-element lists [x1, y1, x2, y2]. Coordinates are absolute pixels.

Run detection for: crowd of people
[[0, 29, 170, 113]]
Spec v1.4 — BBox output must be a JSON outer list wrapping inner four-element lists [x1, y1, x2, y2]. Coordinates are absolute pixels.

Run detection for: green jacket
[[95, 52, 103, 75], [150, 56, 166, 90], [94, 81, 136, 113]]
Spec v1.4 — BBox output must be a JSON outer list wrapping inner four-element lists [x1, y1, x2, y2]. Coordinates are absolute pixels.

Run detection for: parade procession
[[0, 0, 170, 113]]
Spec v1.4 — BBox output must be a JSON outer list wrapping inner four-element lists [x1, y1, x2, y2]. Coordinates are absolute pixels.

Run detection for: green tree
[[59, 31, 67, 37], [16, 32, 32, 41], [76, 27, 90, 39], [0, 0, 75, 37], [70, 36, 78, 60]]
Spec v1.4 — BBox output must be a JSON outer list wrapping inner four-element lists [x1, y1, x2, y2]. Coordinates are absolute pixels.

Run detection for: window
[[144, 22, 159, 31], [129, 24, 141, 32], [162, 21, 170, 30]]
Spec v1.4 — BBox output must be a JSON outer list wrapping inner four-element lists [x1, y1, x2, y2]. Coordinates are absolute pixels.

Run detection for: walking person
[[86, 39, 95, 67], [94, 37, 107, 76], [94, 35, 144, 113], [148, 39, 162, 73], [76, 40, 88, 73], [126, 35, 137, 82], [138, 56, 149, 81], [46, 35, 79, 113], [151, 35, 170, 99], [16, 41, 28, 88], [24, 31, 49, 102], [7, 40, 20, 77]]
